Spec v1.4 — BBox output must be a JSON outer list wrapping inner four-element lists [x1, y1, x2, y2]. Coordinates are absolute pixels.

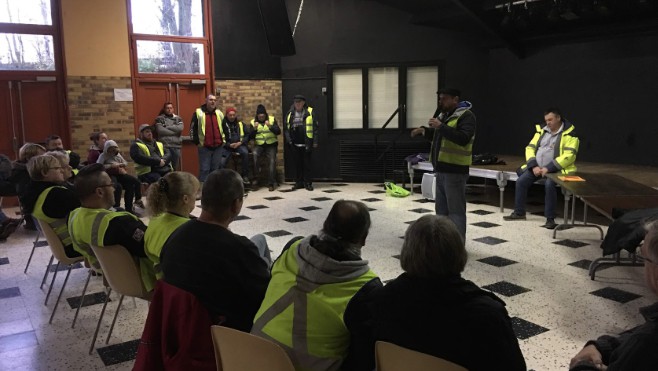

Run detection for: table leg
[[553, 189, 572, 238], [408, 163, 414, 195], [496, 172, 508, 213]]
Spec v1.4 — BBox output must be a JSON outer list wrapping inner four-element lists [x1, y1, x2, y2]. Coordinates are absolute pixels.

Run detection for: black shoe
[[291, 183, 304, 191], [305, 183, 314, 191], [541, 218, 557, 229], [268, 185, 275, 192], [503, 212, 526, 221]]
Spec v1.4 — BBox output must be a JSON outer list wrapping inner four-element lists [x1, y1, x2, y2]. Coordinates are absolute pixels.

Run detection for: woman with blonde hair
[[142, 171, 199, 291], [10, 143, 47, 230]]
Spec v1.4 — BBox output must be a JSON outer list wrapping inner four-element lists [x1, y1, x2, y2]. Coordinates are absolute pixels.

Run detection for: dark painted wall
[[281, 0, 490, 180], [212, 0, 281, 78], [484, 34, 658, 166]]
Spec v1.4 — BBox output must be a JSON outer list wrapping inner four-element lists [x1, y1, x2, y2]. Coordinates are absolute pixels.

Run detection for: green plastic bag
[[384, 182, 410, 197]]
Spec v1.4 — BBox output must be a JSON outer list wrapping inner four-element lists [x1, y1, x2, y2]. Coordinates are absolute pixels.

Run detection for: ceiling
[[369, 0, 658, 57]]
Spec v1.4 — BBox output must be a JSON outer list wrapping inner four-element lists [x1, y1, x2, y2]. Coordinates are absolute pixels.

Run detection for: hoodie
[[97, 140, 128, 174]]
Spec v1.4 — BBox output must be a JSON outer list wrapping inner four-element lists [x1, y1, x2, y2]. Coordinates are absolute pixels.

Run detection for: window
[[131, 0, 204, 37], [136, 40, 205, 74], [0, 0, 52, 25], [329, 63, 440, 130]]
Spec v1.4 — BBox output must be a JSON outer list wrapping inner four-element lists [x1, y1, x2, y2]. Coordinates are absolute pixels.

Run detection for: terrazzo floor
[[0, 181, 653, 370]]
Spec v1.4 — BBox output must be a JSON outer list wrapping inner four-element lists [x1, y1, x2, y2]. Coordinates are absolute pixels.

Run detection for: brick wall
[[67, 76, 135, 165]]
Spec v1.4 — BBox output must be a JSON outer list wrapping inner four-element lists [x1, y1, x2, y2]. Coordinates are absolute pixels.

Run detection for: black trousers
[[290, 145, 312, 184]]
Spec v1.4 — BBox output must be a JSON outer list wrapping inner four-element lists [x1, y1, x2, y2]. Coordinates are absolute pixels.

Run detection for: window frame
[[327, 61, 444, 133]]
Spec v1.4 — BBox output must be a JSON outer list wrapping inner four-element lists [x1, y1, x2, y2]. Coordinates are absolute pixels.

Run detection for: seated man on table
[[569, 221, 658, 371], [503, 107, 579, 229]]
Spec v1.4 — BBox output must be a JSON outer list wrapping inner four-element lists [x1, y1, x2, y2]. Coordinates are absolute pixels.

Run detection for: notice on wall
[[114, 89, 133, 102]]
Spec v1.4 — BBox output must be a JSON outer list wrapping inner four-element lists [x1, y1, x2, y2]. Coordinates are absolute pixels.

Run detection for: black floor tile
[[409, 208, 432, 214], [482, 281, 531, 297], [49, 262, 83, 272], [471, 221, 501, 228], [35, 240, 49, 247], [470, 209, 495, 215], [413, 198, 433, 203], [373, 183, 385, 188], [367, 208, 376, 212], [382, 279, 393, 284], [361, 198, 383, 202], [553, 239, 589, 249], [568, 259, 610, 270], [392, 254, 401, 260], [467, 200, 489, 205], [590, 287, 642, 304], [0, 257, 8, 265], [0, 287, 21, 299], [399, 236, 405, 239], [264, 196, 283, 201], [477, 256, 518, 267], [368, 190, 386, 194], [247, 205, 269, 210], [66, 291, 110, 309], [233, 215, 251, 221], [511, 317, 549, 340], [299, 206, 321, 211], [284, 217, 308, 223], [196, 204, 201, 208], [0, 330, 38, 353], [264, 230, 293, 238], [405, 220, 417, 225], [311, 197, 332, 202], [279, 189, 295, 193], [323, 189, 341, 193], [331, 183, 349, 187], [473, 236, 507, 245], [96, 339, 140, 366]]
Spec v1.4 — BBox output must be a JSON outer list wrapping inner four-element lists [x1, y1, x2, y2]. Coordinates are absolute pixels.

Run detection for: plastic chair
[[210, 325, 295, 371], [375, 341, 468, 371], [36, 219, 85, 324], [89, 244, 151, 355]]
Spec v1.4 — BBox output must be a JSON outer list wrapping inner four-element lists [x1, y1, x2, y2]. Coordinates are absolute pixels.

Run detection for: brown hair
[[19, 143, 46, 162], [146, 171, 199, 216]]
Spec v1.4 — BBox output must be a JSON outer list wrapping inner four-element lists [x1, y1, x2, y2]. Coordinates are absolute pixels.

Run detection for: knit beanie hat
[[256, 104, 267, 115], [226, 107, 237, 115]]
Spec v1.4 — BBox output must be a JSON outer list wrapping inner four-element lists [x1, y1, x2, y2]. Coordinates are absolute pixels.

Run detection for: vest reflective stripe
[[196, 108, 225, 147], [143, 213, 188, 290], [521, 124, 579, 174], [437, 114, 474, 166], [32, 186, 72, 246], [252, 240, 377, 371], [251, 116, 277, 145], [134, 140, 167, 176], [286, 107, 314, 139]]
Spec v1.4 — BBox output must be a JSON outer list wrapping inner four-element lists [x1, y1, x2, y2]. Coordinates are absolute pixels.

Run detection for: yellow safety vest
[[435, 112, 474, 166], [143, 212, 189, 290], [134, 140, 168, 176], [32, 186, 72, 247], [521, 123, 579, 174], [195, 108, 225, 146], [286, 107, 314, 139], [252, 240, 378, 371], [251, 116, 277, 145]]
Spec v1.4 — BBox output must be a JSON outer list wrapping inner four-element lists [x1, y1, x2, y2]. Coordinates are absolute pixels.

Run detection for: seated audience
[[10, 143, 47, 230], [68, 164, 147, 272], [45, 134, 81, 171], [97, 140, 144, 214], [130, 124, 171, 184], [142, 171, 199, 292], [160, 169, 270, 331], [569, 221, 658, 371], [369, 215, 526, 371], [221, 107, 252, 184], [251, 200, 382, 371], [47, 150, 75, 184], [0, 153, 21, 241], [23, 154, 81, 258]]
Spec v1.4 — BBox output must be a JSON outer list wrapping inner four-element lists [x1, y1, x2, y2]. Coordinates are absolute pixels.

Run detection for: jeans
[[198, 146, 227, 182], [254, 144, 277, 185], [435, 172, 470, 240], [289, 145, 312, 184], [167, 147, 181, 171], [250, 234, 272, 268], [110, 176, 123, 208], [139, 172, 163, 184], [513, 170, 558, 219], [114, 174, 142, 212], [223, 145, 251, 178]]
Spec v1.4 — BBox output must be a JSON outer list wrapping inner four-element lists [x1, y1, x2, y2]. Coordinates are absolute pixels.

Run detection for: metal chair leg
[[40, 255, 54, 289], [49, 265, 73, 324], [89, 288, 112, 355], [44, 262, 60, 305], [106, 295, 125, 344], [24, 230, 42, 274], [72, 270, 92, 328]]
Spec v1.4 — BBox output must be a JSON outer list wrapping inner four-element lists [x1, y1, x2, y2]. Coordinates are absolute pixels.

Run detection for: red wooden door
[[176, 84, 206, 176]]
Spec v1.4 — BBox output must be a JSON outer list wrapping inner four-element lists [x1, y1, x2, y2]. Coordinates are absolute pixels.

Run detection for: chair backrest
[[210, 325, 295, 371], [90, 244, 148, 299], [375, 341, 468, 371], [36, 219, 81, 265]]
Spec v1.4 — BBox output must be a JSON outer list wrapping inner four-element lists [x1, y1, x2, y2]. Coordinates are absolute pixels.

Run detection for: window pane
[[333, 69, 363, 129], [131, 0, 204, 37], [407, 66, 439, 128], [136, 40, 205, 74], [368, 67, 398, 129], [0, 0, 52, 25], [0, 33, 55, 71]]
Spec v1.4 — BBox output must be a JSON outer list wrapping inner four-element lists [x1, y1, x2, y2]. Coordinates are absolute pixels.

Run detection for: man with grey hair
[[190, 94, 226, 183], [252, 200, 382, 370], [369, 215, 526, 371], [160, 169, 271, 331], [570, 222, 658, 370]]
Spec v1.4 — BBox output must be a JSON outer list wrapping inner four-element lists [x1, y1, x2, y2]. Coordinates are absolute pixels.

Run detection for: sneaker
[[0, 222, 19, 241], [541, 218, 558, 229], [305, 183, 314, 191], [134, 199, 145, 209], [503, 212, 526, 221], [291, 183, 304, 191]]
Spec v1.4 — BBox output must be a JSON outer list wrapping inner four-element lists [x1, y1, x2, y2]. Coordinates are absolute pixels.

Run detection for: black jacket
[[129, 139, 171, 173], [22, 181, 79, 217]]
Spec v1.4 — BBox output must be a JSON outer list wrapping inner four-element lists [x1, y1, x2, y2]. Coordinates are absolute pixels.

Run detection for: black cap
[[293, 94, 306, 101], [138, 124, 152, 133], [437, 88, 461, 97]]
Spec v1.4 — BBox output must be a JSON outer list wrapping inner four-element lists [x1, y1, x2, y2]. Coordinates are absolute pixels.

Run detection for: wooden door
[[0, 82, 20, 158], [175, 84, 206, 175], [19, 81, 61, 144]]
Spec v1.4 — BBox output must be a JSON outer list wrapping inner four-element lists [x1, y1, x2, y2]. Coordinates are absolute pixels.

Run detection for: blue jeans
[[254, 144, 277, 185], [435, 172, 469, 240], [250, 234, 272, 268], [198, 146, 227, 182], [513, 170, 558, 219], [167, 147, 181, 171], [223, 145, 251, 178]]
